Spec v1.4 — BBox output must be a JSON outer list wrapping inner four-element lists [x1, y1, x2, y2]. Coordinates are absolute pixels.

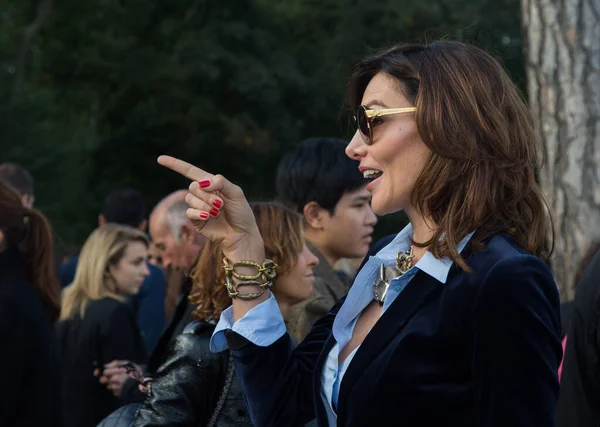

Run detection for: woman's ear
[[104, 268, 117, 293]]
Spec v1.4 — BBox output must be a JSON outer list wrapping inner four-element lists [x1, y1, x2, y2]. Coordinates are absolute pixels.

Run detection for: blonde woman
[[57, 224, 150, 427]]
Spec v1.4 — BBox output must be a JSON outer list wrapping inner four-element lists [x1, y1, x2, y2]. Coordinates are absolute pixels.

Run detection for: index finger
[[158, 155, 213, 182]]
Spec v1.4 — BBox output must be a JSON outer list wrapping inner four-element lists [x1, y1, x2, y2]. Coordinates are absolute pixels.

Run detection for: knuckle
[[213, 174, 224, 186], [233, 185, 244, 197], [185, 193, 195, 205]]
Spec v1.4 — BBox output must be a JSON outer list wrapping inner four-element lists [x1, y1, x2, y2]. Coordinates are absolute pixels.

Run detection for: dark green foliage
[[0, 0, 523, 249]]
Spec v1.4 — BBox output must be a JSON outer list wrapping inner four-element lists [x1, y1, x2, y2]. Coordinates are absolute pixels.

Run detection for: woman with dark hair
[[132, 202, 316, 426], [160, 40, 561, 427], [0, 180, 62, 426]]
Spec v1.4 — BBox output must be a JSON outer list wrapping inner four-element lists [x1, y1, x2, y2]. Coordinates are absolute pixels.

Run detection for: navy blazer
[[226, 234, 562, 427]]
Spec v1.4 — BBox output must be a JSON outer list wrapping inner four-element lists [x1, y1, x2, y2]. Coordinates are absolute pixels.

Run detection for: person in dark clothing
[[108, 273, 196, 405], [133, 321, 250, 427], [559, 301, 574, 339], [56, 224, 150, 427], [556, 247, 600, 426], [60, 188, 166, 354], [146, 273, 195, 373], [98, 190, 206, 401], [133, 202, 315, 426], [559, 241, 600, 338], [0, 162, 35, 208], [0, 181, 62, 427]]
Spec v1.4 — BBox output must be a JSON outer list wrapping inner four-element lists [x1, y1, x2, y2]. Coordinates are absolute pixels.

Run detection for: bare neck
[[303, 230, 336, 267], [405, 209, 437, 261], [277, 300, 291, 322]]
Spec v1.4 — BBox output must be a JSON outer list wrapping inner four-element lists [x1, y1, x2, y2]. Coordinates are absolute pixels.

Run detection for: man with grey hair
[[149, 190, 206, 272]]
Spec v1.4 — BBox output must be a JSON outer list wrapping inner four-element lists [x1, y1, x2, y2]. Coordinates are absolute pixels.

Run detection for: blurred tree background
[[1, 0, 524, 251]]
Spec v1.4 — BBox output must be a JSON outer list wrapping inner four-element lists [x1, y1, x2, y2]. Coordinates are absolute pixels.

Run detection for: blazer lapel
[[313, 331, 337, 426], [337, 271, 442, 412], [309, 234, 400, 426]]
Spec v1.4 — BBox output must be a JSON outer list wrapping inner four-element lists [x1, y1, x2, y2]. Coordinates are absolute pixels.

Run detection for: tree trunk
[[521, 0, 600, 300]]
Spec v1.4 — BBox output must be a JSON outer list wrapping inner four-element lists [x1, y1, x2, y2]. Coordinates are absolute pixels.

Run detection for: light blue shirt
[[210, 224, 474, 426]]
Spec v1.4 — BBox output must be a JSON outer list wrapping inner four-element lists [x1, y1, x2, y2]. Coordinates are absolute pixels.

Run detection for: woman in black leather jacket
[[132, 202, 317, 427]]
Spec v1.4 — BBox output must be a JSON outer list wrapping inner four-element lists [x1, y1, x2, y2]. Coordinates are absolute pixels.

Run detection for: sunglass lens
[[355, 106, 371, 144]]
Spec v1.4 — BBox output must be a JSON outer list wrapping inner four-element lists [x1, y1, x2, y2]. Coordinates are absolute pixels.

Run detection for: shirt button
[[395, 285, 402, 291], [333, 371, 337, 379]]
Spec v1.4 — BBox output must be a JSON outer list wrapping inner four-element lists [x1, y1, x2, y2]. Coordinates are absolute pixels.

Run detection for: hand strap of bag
[[206, 353, 235, 427]]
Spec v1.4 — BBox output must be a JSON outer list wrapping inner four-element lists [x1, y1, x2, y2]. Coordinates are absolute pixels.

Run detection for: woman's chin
[[370, 196, 389, 215], [371, 204, 385, 215], [371, 197, 402, 216]]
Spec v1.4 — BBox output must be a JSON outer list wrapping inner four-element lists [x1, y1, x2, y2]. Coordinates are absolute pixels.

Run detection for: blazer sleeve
[[227, 300, 340, 427], [471, 253, 562, 427], [224, 234, 394, 427], [133, 333, 222, 427]]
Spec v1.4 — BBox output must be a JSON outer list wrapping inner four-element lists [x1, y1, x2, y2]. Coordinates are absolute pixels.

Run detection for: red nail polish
[[200, 212, 209, 219], [209, 208, 219, 217], [213, 200, 223, 209], [199, 180, 210, 189]]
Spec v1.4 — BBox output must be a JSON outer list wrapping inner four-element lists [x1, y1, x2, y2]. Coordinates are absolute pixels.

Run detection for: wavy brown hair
[[348, 41, 552, 270], [189, 202, 304, 320], [0, 181, 61, 322]]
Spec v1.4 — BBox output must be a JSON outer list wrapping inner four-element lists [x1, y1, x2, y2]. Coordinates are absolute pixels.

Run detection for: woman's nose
[[346, 131, 366, 160]]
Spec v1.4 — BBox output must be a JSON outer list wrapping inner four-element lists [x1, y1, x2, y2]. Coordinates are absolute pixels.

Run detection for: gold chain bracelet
[[223, 258, 278, 280], [225, 278, 273, 300], [222, 258, 278, 300]]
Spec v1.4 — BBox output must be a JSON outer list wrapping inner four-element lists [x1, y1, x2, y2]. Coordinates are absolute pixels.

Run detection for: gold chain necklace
[[396, 245, 415, 274], [373, 246, 414, 305]]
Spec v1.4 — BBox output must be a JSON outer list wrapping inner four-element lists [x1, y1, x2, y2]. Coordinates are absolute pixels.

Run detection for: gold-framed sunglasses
[[353, 105, 417, 145]]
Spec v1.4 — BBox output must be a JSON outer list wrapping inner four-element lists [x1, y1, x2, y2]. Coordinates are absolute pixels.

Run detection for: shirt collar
[[374, 223, 474, 284]]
